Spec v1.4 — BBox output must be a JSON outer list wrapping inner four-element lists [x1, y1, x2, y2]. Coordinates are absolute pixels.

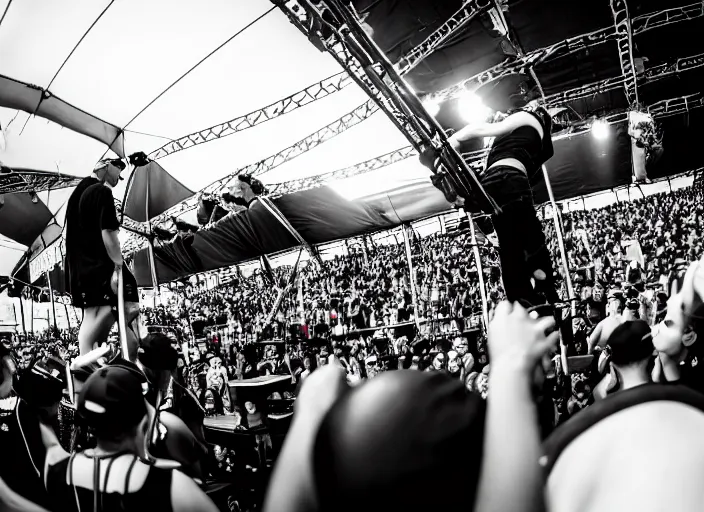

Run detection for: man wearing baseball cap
[[593, 320, 655, 399], [64, 158, 142, 360], [42, 363, 217, 512]]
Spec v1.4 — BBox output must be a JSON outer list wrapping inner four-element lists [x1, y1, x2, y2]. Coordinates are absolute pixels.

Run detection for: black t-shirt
[[65, 178, 120, 295]]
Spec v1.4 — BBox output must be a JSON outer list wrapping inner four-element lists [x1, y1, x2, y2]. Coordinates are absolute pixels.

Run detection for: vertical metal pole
[[542, 165, 577, 317], [18, 298, 26, 336], [465, 211, 490, 330], [145, 165, 159, 306], [667, 176, 672, 193], [30, 294, 34, 334], [64, 303, 71, 329], [46, 272, 58, 331], [401, 225, 421, 331]]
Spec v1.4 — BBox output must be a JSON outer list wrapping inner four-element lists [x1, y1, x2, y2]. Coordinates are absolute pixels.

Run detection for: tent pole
[[542, 165, 577, 318], [46, 271, 58, 331], [258, 196, 325, 269], [18, 299, 26, 336], [401, 224, 421, 332], [465, 211, 490, 330], [30, 294, 34, 334], [64, 303, 71, 329], [145, 165, 159, 301], [667, 176, 672, 193]]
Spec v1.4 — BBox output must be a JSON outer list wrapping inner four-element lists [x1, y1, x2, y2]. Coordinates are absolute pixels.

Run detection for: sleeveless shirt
[[46, 454, 174, 512]]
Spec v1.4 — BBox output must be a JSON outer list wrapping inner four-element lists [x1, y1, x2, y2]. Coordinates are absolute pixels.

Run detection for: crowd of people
[[2, 181, 703, 511]]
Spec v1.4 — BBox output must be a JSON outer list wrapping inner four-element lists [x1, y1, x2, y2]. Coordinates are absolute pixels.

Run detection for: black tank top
[[486, 106, 554, 182], [46, 454, 174, 512], [0, 397, 51, 509]]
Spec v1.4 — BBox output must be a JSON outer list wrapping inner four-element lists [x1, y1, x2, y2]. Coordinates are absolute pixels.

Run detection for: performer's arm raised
[[448, 111, 544, 148]]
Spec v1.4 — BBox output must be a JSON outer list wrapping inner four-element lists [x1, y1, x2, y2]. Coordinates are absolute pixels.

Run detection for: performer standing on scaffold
[[435, 82, 558, 307], [65, 158, 142, 360]]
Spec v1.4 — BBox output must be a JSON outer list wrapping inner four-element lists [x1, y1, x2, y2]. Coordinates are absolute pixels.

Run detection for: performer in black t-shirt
[[422, 80, 556, 307], [64, 159, 141, 359]]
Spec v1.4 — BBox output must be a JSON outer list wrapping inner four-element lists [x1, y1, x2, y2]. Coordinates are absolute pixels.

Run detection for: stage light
[[591, 119, 610, 140], [458, 92, 492, 124], [423, 98, 441, 117]]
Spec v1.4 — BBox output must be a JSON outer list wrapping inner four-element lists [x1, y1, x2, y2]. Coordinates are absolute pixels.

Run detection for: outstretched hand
[[488, 301, 559, 374]]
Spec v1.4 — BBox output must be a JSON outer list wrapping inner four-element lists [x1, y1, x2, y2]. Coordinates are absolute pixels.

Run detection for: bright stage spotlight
[[423, 98, 441, 117], [458, 92, 492, 124], [591, 119, 610, 140]]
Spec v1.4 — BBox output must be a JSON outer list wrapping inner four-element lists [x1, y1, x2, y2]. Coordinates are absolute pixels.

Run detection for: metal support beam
[[644, 52, 704, 84], [431, 2, 704, 103], [272, 0, 499, 214], [45, 271, 57, 331], [269, 145, 417, 196], [544, 51, 704, 107], [148, 72, 352, 160], [611, 0, 639, 105], [147, 98, 379, 228], [542, 165, 577, 318], [257, 195, 324, 269], [396, 0, 493, 75]]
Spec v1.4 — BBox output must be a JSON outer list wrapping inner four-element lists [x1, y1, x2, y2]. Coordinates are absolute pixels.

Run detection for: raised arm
[[448, 111, 542, 149], [474, 301, 558, 512]]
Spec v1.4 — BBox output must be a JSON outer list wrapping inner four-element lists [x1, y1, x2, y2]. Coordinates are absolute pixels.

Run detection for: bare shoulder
[[171, 470, 218, 512]]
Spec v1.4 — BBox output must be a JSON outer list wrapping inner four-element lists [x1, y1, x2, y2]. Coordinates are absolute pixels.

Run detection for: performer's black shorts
[[73, 267, 139, 309]]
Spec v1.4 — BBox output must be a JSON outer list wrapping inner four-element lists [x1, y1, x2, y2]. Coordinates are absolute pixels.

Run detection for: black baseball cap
[[77, 363, 147, 434], [607, 320, 654, 366], [313, 371, 485, 512]]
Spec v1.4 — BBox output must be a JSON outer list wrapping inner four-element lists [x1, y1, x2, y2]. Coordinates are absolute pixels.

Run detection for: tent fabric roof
[[0, 74, 125, 156], [132, 178, 451, 286]]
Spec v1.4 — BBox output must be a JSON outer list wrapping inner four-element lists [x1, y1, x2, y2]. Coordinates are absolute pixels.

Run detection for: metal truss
[[250, 98, 378, 177], [270, 0, 499, 214], [268, 145, 417, 196], [544, 76, 626, 107], [433, 26, 617, 102], [147, 71, 352, 160], [611, 0, 639, 105], [432, 2, 704, 103], [395, 0, 494, 75], [544, 50, 704, 107], [648, 93, 704, 118], [644, 52, 704, 84], [632, 1, 704, 34], [145, 98, 379, 229], [0, 169, 82, 195]]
